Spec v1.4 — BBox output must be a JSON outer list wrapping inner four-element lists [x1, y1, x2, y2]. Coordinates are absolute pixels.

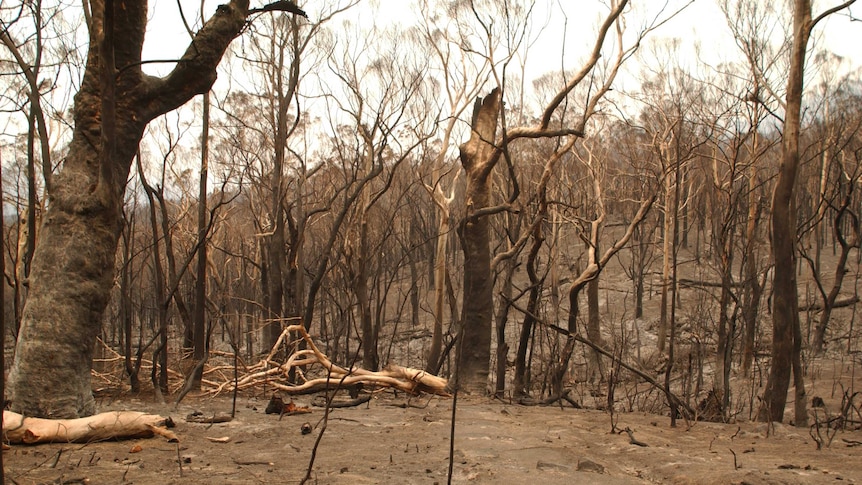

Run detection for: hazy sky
[[143, 0, 861, 84]]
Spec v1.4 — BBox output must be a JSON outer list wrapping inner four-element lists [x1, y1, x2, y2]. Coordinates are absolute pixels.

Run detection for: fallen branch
[[624, 427, 648, 447], [518, 389, 581, 408], [539, 322, 694, 419], [3, 411, 178, 444], [185, 411, 233, 424], [312, 394, 372, 408], [209, 325, 450, 397], [799, 296, 859, 312]]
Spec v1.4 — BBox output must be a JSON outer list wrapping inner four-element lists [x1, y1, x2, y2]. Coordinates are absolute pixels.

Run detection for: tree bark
[[455, 88, 502, 394], [7, 0, 253, 418], [759, 0, 810, 424], [1, 155, 6, 480], [425, 200, 450, 373], [191, 92, 211, 389], [657, 169, 674, 354], [741, 161, 763, 377], [586, 276, 604, 382], [513, 220, 543, 397]]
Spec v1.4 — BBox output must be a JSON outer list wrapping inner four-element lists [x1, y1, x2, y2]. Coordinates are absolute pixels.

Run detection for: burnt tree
[[6, 0, 299, 418]]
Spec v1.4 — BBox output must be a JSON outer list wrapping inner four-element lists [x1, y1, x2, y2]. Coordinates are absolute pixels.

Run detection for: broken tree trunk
[[3, 410, 177, 444]]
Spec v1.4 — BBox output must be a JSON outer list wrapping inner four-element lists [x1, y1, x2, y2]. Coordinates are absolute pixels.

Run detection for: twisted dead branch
[[207, 325, 450, 397]]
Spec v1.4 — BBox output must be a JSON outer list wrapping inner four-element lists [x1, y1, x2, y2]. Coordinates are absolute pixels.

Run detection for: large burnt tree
[[453, 0, 633, 394], [758, 0, 855, 425], [6, 0, 305, 419]]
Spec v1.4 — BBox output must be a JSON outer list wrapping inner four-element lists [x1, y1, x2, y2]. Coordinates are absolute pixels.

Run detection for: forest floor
[[4, 383, 862, 485], [6, 238, 862, 483]]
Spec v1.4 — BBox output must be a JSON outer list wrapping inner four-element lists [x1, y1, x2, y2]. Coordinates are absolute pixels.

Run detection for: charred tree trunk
[[586, 276, 604, 382], [356, 215, 379, 371], [493, 256, 515, 397], [741, 162, 764, 376], [191, 92, 210, 389], [455, 88, 501, 394], [0, 158, 5, 481], [658, 170, 674, 354], [6, 0, 255, 418], [119, 209, 139, 393], [513, 220, 543, 397], [760, 0, 815, 425]]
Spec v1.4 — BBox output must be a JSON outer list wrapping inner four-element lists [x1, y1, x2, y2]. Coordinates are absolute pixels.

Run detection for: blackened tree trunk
[[513, 218, 543, 397], [356, 213, 379, 371], [1, 156, 7, 482], [455, 88, 502, 394], [6, 0, 257, 418], [191, 92, 211, 389], [586, 276, 604, 382], [758, 0, 856, 425], [741, 161, 764, 377], [759, 0, 808, 424]]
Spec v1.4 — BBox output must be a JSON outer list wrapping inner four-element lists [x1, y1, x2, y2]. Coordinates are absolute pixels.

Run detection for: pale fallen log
[[3, 410, 178, 444], [209, 324, 450, 397]]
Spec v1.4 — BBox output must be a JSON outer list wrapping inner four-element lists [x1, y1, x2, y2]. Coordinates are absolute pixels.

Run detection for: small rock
[[577, 459, 605, 474]]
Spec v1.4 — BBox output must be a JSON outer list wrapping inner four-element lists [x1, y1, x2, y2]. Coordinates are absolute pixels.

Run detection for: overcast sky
[[144, 0, 861, 84]]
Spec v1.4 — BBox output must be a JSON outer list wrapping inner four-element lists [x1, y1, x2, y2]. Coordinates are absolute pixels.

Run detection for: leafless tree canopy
[[0, 0, 861, 432]]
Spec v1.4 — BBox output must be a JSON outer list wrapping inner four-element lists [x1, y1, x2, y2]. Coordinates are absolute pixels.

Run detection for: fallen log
[[799, 296, 859, 312], [3, 410, 178, 444], [185, 411, 233, 424]]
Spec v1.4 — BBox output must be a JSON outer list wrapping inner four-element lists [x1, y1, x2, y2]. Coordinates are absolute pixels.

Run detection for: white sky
[[144, 1, 861, 79], [2, 1, 860, 175], [0, 0, 859, 211]]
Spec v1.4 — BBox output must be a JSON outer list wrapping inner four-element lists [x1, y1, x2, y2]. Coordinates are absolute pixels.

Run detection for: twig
[[50, 449, 64, 468], [517, 389, 580, 408], [729, 448, 739, 470], [176, 442, 183, 478], [232, 457, 275, 466]]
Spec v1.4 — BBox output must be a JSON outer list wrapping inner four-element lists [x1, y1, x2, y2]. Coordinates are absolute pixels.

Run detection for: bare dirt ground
[[6, 235, 862, 484], [4, 386, 862, 485]]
